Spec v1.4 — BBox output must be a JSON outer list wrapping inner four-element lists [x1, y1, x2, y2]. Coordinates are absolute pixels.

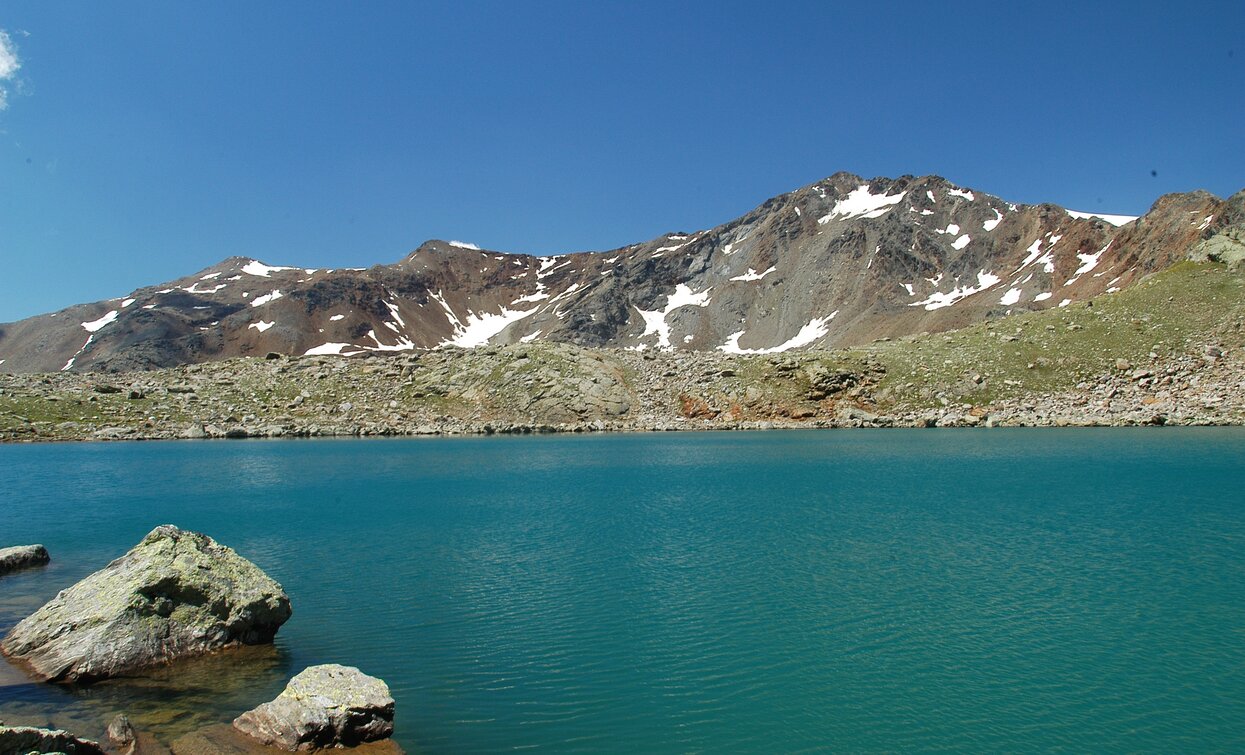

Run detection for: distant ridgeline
[[1, 172, 1241, 373]]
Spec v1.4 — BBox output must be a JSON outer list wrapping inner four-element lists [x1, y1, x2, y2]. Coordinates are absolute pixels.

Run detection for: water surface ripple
[[1, 429, 1243, 752]]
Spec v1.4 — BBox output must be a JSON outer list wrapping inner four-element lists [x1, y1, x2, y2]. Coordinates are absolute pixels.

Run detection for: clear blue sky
[[1, 1, 1242, 322]]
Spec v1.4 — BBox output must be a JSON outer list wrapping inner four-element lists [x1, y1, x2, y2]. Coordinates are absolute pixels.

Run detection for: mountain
[[1, 172, 1241, 373]]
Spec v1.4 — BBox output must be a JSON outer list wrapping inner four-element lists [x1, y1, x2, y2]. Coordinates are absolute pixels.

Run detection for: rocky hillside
[[2, 173, 1242, 374], [3, 261, 1242, 441]]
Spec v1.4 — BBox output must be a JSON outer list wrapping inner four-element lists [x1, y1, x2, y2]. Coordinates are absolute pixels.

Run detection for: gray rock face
[[232, 664, 395, 751], [0, 525, 291, 684], [0, 544, 50, 575], [0, 725, 106, 754]]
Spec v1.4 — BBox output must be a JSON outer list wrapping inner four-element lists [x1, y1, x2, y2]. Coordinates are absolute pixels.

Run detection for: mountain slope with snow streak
[[0, 173, 1239, 373]]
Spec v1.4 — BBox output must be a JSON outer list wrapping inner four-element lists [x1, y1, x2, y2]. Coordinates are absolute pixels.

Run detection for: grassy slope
[[861, 262, 1245, 409]]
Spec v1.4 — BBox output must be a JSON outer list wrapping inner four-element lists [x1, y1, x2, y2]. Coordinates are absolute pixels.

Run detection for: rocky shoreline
[[1, 528, 401, 754], [0, 338, 1241, 444]]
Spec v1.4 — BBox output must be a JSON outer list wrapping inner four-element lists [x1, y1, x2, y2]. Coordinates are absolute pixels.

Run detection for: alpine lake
[[2, 428, 1243, 752]]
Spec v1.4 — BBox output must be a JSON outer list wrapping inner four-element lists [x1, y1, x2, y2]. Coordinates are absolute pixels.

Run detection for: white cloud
[[0, 29, 21, 110]]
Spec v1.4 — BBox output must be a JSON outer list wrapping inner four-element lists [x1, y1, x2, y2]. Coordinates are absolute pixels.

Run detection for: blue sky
[[1, 1, 1242, 322]]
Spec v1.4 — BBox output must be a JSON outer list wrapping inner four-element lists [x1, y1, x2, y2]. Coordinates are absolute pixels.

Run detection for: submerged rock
[[0, 525, 292, 684], [170, 723, 404, 754], [0, 724, 106, 754], [232, 664, 395, 751], [107, 713, 136, 750], [0, 544, 50, 575]]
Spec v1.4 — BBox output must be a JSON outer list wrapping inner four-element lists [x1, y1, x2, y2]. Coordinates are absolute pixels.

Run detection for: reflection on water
[[0, 644, 289, 744]]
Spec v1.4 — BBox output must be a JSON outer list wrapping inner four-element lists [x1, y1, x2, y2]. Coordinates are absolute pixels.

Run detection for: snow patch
[[121, 298, 136, 308], [514, 285, 551, 304], [384, 301, 406, 328], [251, 290, 283, 307], [366, 330, 416, 352], [1016, 238, 1056, 273], [81, 311, 119, 332], [909, 271, 1001, 310], [447, 240, 481, 250], [817, 185, 906, 224], [952, 235, 971, 250], [329, 314, 346, 321], [536, 256, 563, 278], [983, 209, 1003, 231], [1059, 299, 1072, 307], [937, 223, 961, 235], [250, 321, 275, 333], [183, 282, 227, 294], [999, 288, 1023, 306], [1033, 292, 1052, 302], [729, 266, 777, 282], [719, 312, 837, 354], [1065, 241, 1112, 285], [653, 237, 696, 255], [432, 289, 541, 348], [901, 283, 915, 296], [444, 307, 540, 348], [947, 188, 975, 201], [1066, 210, 1137, 227], [1197, 215, 1214, 231], [304, 342, 357, 356], [635, 284, 711, 350], [242, 260, 295, 277]]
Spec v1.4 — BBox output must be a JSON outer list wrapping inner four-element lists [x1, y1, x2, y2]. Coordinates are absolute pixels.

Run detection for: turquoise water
[[2, 429, 1244, 752]]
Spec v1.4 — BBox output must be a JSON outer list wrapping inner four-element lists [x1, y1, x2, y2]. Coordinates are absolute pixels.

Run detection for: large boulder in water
[[0, 525, 291, 684], [0, 544, 50, 575], [232, 664, 395, 750]]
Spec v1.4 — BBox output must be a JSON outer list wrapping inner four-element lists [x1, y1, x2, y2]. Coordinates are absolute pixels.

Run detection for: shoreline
[[2, 342, 1242, 444]]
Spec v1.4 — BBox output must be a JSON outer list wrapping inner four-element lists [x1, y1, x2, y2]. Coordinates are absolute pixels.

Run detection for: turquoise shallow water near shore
[[2, 429, 1244, 752]]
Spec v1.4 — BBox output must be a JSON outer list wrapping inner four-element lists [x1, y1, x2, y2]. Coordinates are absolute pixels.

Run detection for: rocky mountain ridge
[[1, 173, 1241, 373]]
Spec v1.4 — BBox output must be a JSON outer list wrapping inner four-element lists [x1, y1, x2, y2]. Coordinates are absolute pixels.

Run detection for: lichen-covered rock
[[0, 525, 291, 684], [0, 544, 50, 575], [232, 664, 395, 751], [0, 724, 106, 754]]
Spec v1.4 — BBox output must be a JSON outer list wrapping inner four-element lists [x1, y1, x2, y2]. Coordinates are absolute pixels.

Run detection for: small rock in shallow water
[[232, 664, 395, 750], [0, 544, 50, 575], [107, 713, 136, 748], [1, 525, 291, 683]]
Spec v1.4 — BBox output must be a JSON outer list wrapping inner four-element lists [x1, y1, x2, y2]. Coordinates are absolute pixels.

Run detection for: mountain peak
[[0, 176, 1238, 373]]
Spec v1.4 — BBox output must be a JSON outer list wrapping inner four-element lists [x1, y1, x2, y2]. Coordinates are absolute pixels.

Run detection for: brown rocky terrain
[[2, 174, 1241, 375], [2, 259, 1242, 442]]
